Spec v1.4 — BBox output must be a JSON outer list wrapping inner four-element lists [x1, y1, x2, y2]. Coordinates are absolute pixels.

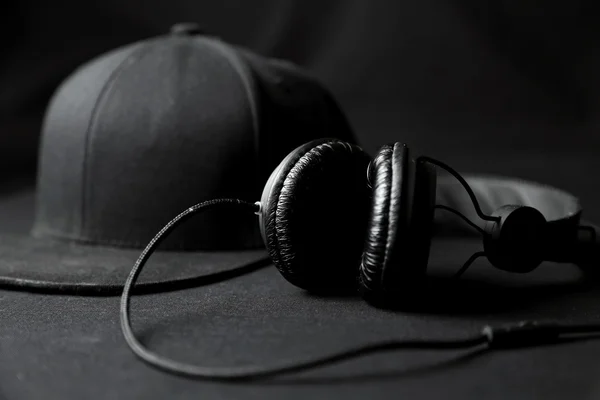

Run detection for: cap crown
[[33, 29, 355, 250]]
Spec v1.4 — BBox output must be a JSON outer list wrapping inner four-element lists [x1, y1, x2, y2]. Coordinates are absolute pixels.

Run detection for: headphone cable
[[120, 199, 600, 381]]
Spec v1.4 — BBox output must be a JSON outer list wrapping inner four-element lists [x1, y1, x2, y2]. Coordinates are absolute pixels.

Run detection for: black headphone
[[258, 138, 597, 306], [120, 138, 600, 380]]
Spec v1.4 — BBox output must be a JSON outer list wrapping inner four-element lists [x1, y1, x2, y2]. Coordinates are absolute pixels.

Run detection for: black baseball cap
[[0, 23, 357, 295]]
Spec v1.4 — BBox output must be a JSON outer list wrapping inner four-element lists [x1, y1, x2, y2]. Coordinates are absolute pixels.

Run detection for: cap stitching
[[80, 41, 157, 240], [197, 38, 261, 192]]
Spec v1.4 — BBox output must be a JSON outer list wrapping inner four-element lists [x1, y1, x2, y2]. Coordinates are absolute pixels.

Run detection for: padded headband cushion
[[261, 139, 371, 293]]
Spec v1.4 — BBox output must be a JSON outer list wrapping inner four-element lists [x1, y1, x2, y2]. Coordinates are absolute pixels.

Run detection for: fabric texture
[[1, 221, 599, 400]]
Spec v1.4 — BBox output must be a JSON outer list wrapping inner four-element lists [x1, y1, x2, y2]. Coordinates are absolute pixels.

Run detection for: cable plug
[[482, 321, 561, 349]]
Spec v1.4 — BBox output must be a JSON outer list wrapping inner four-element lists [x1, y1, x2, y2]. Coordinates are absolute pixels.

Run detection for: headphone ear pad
[[359, 143, 409, 304], [259, 139, 371, 293], [359, 143, 437, 307]]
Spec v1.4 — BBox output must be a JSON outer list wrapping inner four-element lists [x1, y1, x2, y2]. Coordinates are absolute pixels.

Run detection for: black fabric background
[[3, 0, 600, 169], [2, 1, 600, 399]]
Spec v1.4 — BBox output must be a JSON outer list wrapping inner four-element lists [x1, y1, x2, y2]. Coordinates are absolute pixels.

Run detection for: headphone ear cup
[[259, 138, 371, 293], [406, 158, 437, 288], [359, 143, 410, 305], [359, 143, 437, 307]]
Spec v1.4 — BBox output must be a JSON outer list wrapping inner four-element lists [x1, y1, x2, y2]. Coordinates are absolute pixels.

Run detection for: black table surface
[[1, 147, 600, 400]]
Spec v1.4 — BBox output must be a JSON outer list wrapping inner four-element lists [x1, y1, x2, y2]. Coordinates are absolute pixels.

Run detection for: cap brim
[[0, 182, 270, 296]]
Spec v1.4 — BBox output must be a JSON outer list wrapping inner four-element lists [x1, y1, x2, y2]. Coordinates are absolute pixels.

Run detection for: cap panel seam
[[80, 42, 156, 236], [196, 38, 261, 194]]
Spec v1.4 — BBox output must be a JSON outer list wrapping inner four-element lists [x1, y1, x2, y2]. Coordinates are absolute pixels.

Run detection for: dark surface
[[1, 150, 600, 399], [1, 258, 600, 400]]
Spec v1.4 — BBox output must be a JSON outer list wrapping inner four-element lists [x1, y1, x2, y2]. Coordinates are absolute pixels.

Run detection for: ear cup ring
[[407, 157, 437, 286]]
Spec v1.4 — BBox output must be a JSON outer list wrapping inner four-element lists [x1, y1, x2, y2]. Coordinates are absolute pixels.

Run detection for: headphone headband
[[437, 174, 581, 227], [436, 174, 598, 269]]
